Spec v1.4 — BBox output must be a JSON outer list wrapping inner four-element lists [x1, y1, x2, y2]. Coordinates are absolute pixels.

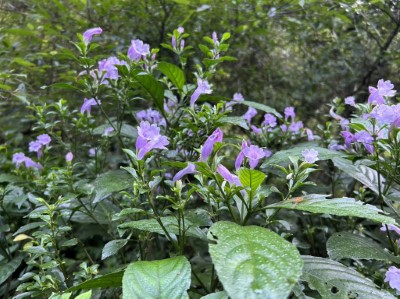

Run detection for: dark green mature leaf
[[219, 116, 249, 130], [301, 256, 395, 299], [326, 232, 400, 262], [119, 216, 207, 240], [200, 291, 229, 299], [267, 194, 396, 224], [122, 256, 191, 299], [0, 174, 23, 183], [67, 271, 124, 292], [241, 100, 282, 117], [132, 73, 164, 113], [92, 170, 132, 203], [262, 145, 345, 168], [158, 62, 185, 90], [101, 240, 129, 260], [238, 168, 266, 198], [208, 221, 303, 299], [0, 255, 24, 285]]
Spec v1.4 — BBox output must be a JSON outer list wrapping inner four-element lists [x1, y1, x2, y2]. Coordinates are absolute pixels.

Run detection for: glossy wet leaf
[[208, 221, 302, 299]]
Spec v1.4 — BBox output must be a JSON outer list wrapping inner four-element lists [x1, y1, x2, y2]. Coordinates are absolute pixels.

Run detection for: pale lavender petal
[[217, 165, 242, 186], [301, 149, 319, 163], [37, 134, 51, 145], [83, 27, 102, 44], [24, 157, 43, 170], [201, 128, 223, 161], [13, 152, 26, 167], [173, 163, 197, 182], [65, 152, 73, 162]]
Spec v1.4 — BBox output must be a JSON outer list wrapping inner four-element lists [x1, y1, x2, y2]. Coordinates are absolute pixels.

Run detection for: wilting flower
[[173, 163, 197, 182], [65, 152, 73, 162], [83, 27, 102, 44], [262, 114, 277, 128], [344, 96, 356, 106], [12, 152, 26, 167], [128, 39, 150, 61], [201, 128, 223, 161], [81, 98, 100, 114], [301, 149, 319, 163], [243, 145, 266, 169], [190, 79, 212, 106], [243, 107, 257, 124], [368, 79, 396, 105], [284, 106, 295, 121], [217, 165, 242, 186], [136, 121, 169, 160], [385, 266, 400, 292]]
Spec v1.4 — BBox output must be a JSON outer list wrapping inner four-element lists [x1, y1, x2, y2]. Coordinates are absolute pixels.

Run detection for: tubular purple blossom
[[368, 79, 396, 105], [262, 114, 277, 127], [23, 157, 43, 170], [385, 266, 400, 292], [81, 98, 100, 114], [190, 79, 212, 106], [173, 163, 197, 182], [243, 145, 266, 169], [217, 165, 242, 186], [37, 134, 51, 145], [128, 39, 150, 61], [235, 140, 248, 170], [83, 27, 102, 44], [201, 128, 223, 161], [243, 107, 257, 124], [284, 107, 295, 121], [12, 152, 26, 167], [136, 121, 169, 160], [344, 96, 356, 106]]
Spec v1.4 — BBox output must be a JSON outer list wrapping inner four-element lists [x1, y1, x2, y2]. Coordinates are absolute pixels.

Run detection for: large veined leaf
[[122, 256, 191, 299], [67, 271, 124, 292], [0, 255, 24, 285], [92, 170, 132, 203], [333, 158, 380, 194], [241, 100, 282, 117], [208, 221, 303, 299], [301, 256, 395, 299], [219, 116, 249, 130], [262, 145, 345, 168], [326, 232, 400, 262], [158, 62, 185, 90], [118, 216, 207, 240], [267, 194, 396, 224], [238, 168, 266, 198], [131, 73, 165, 113]]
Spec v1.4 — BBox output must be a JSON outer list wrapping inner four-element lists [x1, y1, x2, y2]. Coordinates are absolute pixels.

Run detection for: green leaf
[[12, 57, 35, 67], [75, 291, 92, 299], [67, 271, 124, 292], [119, 216, 207, 240], [219, 116, 249, 130], [101, 239, 128, 260], [122, 256, 191, 299], [208, 221, 303, 299], [263, 145, 345, 168], [200, 291, 229, 299], [132, 73, 164, 113], [301, 255, 396, 299], [0, 174, 23, 183], [326, 232, 400, 262], [238, 168, 266, 198], [0, 255, 24, 285], [92, 170, 132, 203], [241, 100, 282, 117], [47, 83, 81, 91], [332, 158, 380, 194], [267, 194, 396, 224], [158, 62, 185, 90]]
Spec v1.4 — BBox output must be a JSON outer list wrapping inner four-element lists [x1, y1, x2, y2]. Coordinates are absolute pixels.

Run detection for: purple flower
[[164, 98, 177, 114], [96, 56, 127, 84], [354, 130, 374, 154], [371, 104, 397, 125], [262, 114, 277, 127], [212, 32, 218, 44], [65, 152, 73, 162], [243, 107, 257, 124], [235, 140, 248, 170], [289, 121, 303, 133], [217, 165, 242, 186], [83, 27, 102, 44], [344, 96, 356, 106], [29, 141, 42, 153], [177, 27, 184, 34], [385, 266, 400, 292], [103, 127, 114, 136], [23, 157, 43, 170], [37, 134, 51, 145], [380, 224, 400, 235], [136, 108, 166, 126], [368, 79, 396, 105], [329, 142, 346, 151], [243, 145, 266, 169], [305, 128, 314, 141], [264, 149, 272, 158], [81, 98, 100, 114], [12, 152, 26, 167], [226, 92, 244, 111], [281, 124, 288, 132], [284, 107, 295, 121], [173, 163, 197, 182], [172, 36, 177, 48], [341, 131, 355, 147], [329, 107, 344, 121], [89, 148, 96, 157], [136, 121, 169, 160], [301, 149, 319, 163], [190, 79, 212, 106], [251, 125, 262, 134], [201, 128, 223, 161], [128, 39, 150, 61]]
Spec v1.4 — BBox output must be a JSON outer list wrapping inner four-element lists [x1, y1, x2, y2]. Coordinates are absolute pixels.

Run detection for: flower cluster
[[136, 121, 169, 160], [29, 134, 51, 158], [136, 108, 166, 127]]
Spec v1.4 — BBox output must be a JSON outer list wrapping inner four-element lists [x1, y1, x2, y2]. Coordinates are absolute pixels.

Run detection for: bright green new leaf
[[241, 100, 282, 117], [122, 256, 191, 299], [267, 194, 396, 224], [158, 61, 185, 90], [327, 232, 400, 262], [200, 291, 229, 299], [75, 290, 92, 299], [238, 168, 266, 198], [301, 256, 396, 299], [208, 221, 303, 299]]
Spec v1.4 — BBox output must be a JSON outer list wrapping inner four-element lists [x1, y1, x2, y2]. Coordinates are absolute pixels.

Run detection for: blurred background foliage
[[1, 0, 400, 144]]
